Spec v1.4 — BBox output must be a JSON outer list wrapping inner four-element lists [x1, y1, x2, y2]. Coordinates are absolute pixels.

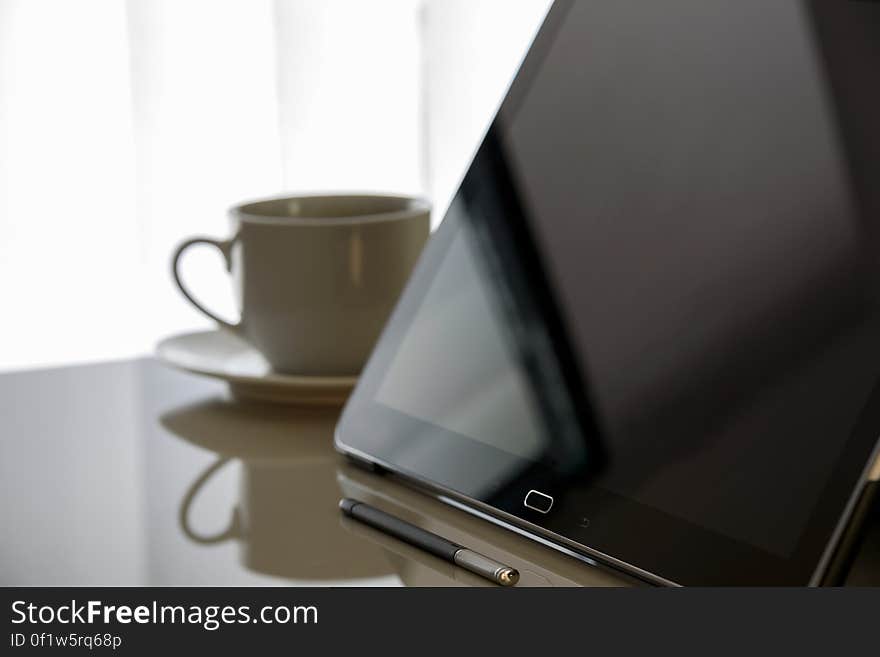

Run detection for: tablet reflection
[[335, 462, 633, 587]]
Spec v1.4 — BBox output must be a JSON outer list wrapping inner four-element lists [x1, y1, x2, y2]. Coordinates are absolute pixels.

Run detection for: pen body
[[340, 498, 461, 560], [340, 498, 520, 586]]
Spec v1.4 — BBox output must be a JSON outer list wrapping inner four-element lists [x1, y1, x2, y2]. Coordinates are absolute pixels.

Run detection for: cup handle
[[171, 236, 242, 334], [178, 456, 242, 545]]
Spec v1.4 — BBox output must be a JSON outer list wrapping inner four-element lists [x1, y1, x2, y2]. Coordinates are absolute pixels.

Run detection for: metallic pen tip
[[498, 568, 520, 586]]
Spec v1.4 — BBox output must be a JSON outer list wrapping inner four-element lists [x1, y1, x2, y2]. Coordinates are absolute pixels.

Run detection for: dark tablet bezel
[[336, 0, 880, 585]]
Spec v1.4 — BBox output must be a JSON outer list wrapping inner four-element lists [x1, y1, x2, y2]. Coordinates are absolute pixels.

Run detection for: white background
[[0, 0, 551, 372]]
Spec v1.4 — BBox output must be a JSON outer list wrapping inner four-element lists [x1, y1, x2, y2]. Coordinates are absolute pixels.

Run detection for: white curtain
[[0, 0, 549, 372], [421, 0, 552, 218]]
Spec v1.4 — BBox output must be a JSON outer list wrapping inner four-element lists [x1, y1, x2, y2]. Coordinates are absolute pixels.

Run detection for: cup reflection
[[162, 399, 392, 582]]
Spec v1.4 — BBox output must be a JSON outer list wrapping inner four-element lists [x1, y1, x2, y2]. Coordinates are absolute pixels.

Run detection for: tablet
[[336, 0, 880, 585]]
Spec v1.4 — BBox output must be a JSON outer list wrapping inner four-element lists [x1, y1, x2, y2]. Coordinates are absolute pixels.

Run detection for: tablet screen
[[490, 0, 880, 559], [338, 0, 880, 584], [376, 227, 547, 462]]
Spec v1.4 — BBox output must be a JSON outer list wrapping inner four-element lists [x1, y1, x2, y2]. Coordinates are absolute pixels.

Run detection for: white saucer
[[156, 330, 357, 406]]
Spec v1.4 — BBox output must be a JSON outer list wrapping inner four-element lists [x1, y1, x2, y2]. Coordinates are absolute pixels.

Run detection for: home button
[[524, 490, 554, 514]]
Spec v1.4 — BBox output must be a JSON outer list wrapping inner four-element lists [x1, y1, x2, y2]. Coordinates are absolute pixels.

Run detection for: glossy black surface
[[337, 0, 880, 585], [0, 359, 636, 587]]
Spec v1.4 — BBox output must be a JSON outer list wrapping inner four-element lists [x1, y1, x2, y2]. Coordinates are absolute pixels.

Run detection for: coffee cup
[[172, 194, 429, 375]]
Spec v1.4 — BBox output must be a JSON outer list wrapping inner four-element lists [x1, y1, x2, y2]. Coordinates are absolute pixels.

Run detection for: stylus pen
[[339, 498, 520, 586]]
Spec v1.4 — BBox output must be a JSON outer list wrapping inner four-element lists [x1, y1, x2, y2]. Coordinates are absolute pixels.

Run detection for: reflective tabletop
[[1, 359, 877, 586]]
